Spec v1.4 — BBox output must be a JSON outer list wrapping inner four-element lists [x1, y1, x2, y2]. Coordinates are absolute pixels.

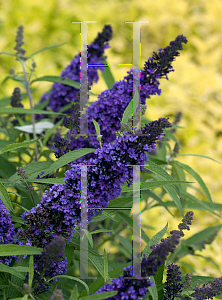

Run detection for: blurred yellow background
[[0, 0, 222, 286]]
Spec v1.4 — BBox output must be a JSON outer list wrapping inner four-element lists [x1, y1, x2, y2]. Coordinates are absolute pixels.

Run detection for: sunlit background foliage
[[0, 0, 222, 282]]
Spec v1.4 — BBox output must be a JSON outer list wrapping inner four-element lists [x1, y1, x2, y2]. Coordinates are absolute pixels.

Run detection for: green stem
[[20, 60, 38, 162]]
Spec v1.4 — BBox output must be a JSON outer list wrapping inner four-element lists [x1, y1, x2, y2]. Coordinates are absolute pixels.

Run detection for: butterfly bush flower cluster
[[191, 277, 222, 300], [164, 263, 183, 299], [15, 118, 171, 295], [17, 118, 172, 248], [54, 34, 188, 162], [0, 198, 19, 265], [37, 24, 113, 119], [23, 235, 67, 296], [91, 211, 194, 300]]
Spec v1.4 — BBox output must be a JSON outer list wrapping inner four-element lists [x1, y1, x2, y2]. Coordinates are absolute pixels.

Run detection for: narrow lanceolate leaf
[[0, 244, 43, 256], [101, 56, 115, 89], [103, 248, 108, 284], [26, 178, 64, 185], [88, 251, 105, 278], [148, 276, 158, 300], [0, 263, 26, 280], [0, 139, 40, 155], [31, 76, 97, 96], [69, 284, 78, 300], [180, 190, 221, 218], [28, 42, 66, 58], [178, 153, 222, 165], [28, 255, 34, 287], [15, 121, 54, 134], [184, 224, 222, 248], [0, 51, 16, 56], [40, 148, 96, 177], [43, 118, 64, 146], [82, 229, 93, 248], [92, 119, 102, 138], [121, 180, 193, 193], [0, 107, 64, 115], [142, 223, 168, 259], [79, 291, 118, 300], [117, 211, 150, 244], [46, 275, 89, 296], [121, 83, 139, 126], [173, 160, 214, 205], [0, 182, 15, 213], [144, 160, 181, 196]]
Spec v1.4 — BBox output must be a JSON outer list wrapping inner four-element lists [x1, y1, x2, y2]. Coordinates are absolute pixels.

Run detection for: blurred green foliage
[[0, 0, 221, 283]]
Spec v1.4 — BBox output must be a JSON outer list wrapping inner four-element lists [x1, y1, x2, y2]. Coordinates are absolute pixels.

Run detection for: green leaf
[[65, 243, 75, 272], [0, 182, 15, 213], [40, 148, 96, 177], [173, 160, 214, 206], [178, 153, 222, 165], [107, 196, 132, 208], [142, 223, 168, 259], [115, 234, 131, 257], [10, 215, 25, 225], [70, 235, 103, 257], [101, 210, 119, 223], [79, 260, 138, 298], [0, 263, 26, 280], [0, 51, 16, 56], [47, 275, 89, 296], [7, 256, 29, 299], [103, 249, 108, 284], [148, 276, 158, 300], [0, 139, 39, 155], [180, 190, 221, 218], [92, 119, 102, 138], [121, 180, 192, 193], [79, 291, 118, 300], [82, 229, 93, 248], [69, 285, 78, 300], [31, 76, 97, 96], [184, 224, 222, 248], [90, 229, 113, 235], [28, 256, 34, 287], [87, 251, 105, 278], [0, 96, 13, 107], [117, 211, 150, 244], [15, 121, 54, 134], [43, 118, 64, 147], [28, 42, 66, 58], [0, 244, 43, 256], [16, 115, 30, 142], [9, 161, 52, 183], [144, 160, 181, 196], [0, 107, 64, 115], [26, 178, 64, 185], [101, 56, 115, 89], [142, 190, 173, 216], [121, 83, 139, 126], [33, 98, 49, 110]]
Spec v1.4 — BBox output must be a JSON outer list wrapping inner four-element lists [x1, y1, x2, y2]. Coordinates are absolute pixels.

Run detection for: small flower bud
[[11, 87, 23, 108], [48, 289, 64, 300], [9, 68, 15, 75], [14, 25, 27, 60]]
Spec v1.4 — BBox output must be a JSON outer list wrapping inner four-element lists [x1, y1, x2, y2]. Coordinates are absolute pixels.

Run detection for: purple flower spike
[[23, 235, 67, 296], [64, 34, 187, 163], [0, 198, 19, 265], [164, 263, 183, 299], [18, 118, 172, 247], [37, 25, 113, 119], [91, 212, 193, 300]]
